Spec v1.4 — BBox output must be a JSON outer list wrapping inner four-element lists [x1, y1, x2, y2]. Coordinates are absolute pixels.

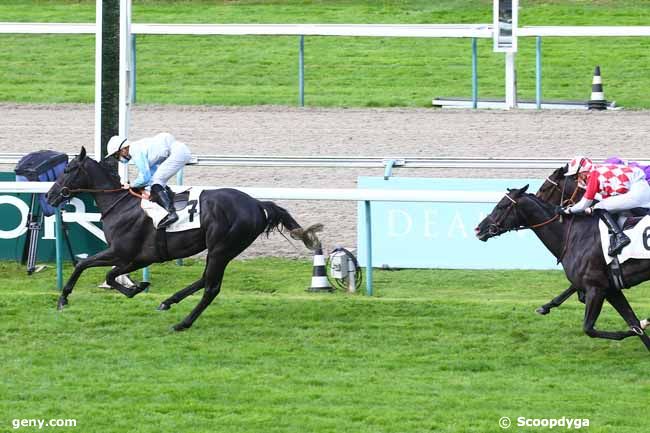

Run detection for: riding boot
[[150, 184, 178, 229], [596, 209, 631, 256]]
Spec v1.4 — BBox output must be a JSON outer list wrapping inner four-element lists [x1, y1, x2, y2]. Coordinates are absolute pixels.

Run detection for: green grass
[[1, 1, 650, 107], [1, 258, 650, 432]]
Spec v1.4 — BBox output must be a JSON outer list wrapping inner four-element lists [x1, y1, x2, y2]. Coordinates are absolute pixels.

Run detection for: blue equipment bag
[[15, 150, 68, 216]]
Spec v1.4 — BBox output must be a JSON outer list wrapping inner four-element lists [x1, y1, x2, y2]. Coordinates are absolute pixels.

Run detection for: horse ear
[[79, 146, 87, 160], [506, 188, 513, 193], [520, 184, 529, 194]]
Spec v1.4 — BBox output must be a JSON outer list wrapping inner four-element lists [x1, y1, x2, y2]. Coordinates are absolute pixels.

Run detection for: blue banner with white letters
[[357, 177, 562, 270]]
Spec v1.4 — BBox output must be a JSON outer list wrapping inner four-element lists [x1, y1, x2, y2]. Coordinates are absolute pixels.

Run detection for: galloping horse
[[475, 185, 650, 351], [46, 147, 323, 331]]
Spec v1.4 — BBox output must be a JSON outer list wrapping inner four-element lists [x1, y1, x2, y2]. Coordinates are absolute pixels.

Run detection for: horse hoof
[[536, 306, 550, 315], [57, 298, 67, 311], [157, 302, 171, 311], [172, 323, 190, 332]]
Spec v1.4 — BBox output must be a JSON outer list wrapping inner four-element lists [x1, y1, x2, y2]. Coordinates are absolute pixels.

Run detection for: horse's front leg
[[605, 289, 650, 352], [105, 263, 151, 298], [58, 249, 122, 310], [582, 287, 637, 342], [536, 285, 577, 315]]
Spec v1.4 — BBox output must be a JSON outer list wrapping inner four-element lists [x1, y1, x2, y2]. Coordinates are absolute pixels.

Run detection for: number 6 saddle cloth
[[141, 188, 202, 232], [600, 214, 650, 265]]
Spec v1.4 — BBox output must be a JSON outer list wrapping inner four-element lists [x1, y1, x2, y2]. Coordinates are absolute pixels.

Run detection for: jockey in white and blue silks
[[107, 133, 192, 229]]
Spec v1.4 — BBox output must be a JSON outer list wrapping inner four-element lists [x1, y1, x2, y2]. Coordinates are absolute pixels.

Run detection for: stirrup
[[608, 234, 631, 257], [158, 212, 179, 229]]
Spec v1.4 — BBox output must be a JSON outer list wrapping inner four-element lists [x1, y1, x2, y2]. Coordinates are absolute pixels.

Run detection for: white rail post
[[364, 200, 373, 296], [505, 51, 517, 109]]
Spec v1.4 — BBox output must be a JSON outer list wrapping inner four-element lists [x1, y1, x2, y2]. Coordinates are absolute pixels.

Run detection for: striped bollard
[[588, 65, 608, 110], [307, 245, 333, 292]]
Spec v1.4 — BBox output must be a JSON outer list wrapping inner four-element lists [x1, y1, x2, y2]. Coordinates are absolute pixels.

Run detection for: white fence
[[3, 21, 650, 110], [3, 153, 649, 170], [3, 22, 650, 37]]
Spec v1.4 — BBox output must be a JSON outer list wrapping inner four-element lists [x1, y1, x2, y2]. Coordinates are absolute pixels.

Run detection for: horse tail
[[259, 201, 323, 251]]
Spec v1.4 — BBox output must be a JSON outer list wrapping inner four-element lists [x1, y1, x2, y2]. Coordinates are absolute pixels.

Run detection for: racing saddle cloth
[[141, 188, 202, 232], [600, 208, 650, 265]]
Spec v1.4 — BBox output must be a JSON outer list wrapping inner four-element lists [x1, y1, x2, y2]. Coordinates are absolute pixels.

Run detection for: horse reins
[[486, 192, 562, 235]]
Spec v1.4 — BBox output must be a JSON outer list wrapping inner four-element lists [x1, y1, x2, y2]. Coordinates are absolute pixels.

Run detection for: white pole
[[505, 51, 517, 109], [94, 0, 103, 161], [118, 0, 132, 181]]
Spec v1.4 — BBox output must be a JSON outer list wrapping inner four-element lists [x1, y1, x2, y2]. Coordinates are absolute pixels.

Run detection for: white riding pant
[[151, 141, 192, 186], [594, 180, 650, 212]]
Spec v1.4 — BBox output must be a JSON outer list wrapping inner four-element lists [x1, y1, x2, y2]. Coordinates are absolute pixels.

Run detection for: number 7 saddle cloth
[[141, 188, 202, 232]]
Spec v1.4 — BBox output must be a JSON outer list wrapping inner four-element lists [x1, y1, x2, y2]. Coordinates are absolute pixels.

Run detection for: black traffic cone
[[307, 245, 333, 292], [588, 66, 607, 110]]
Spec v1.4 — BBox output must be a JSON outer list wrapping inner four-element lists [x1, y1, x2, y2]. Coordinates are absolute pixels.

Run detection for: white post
[[505, 51, 517, 109], [118, 0, 132, 181], [93, 0, 103, 161]]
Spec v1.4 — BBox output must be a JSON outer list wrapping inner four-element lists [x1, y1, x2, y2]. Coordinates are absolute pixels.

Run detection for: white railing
[[2, 153, 648, 170], [3, 22, 650, 37], [3, 21, 650, 111], [0, 181, 503, 202], [0, 23, 493, 37]]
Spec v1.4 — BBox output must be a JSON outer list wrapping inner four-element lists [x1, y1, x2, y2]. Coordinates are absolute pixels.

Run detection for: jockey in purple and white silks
[[107, 133, 192, 229]]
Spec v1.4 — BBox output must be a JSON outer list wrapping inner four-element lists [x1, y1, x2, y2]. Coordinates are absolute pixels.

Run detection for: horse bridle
[[57, 162, 124, 199], [485, 192, 560, 236], [540, 175, 580, 207]]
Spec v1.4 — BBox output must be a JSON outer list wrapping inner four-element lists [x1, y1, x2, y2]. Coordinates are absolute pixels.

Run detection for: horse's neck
[[86, 171, 136, 219], [522, 198, 567, 259], [531, 221, 567, 260]]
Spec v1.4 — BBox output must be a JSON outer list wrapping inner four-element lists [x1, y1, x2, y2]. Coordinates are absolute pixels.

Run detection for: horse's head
[[475, 184, 531, 242], [46, 147, 118, 206], [536, 164, 582, 206]]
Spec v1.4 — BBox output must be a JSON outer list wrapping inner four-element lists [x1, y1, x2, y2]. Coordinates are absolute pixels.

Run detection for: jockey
[[562, 156, 650, 256], [106, 133, 192, 229]]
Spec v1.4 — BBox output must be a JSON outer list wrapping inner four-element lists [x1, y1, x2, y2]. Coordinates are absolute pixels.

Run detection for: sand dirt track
[[1, 103, 649, 257]]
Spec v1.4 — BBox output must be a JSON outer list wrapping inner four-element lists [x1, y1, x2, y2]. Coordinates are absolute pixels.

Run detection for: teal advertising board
[[0, 172, 106, 262], [357, 177, 561, 270]]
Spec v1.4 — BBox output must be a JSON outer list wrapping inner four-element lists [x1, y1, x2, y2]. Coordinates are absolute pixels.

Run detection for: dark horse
[[46, 147, 323, 331], [475, 184, 650, 351]]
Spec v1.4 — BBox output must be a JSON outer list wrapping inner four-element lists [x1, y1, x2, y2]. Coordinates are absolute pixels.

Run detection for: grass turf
[[1, 258, 650, 432], [1, 1, 650, 107]]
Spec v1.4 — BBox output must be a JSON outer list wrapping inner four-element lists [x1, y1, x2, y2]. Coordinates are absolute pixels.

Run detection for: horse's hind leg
[[605, 290, 650, 351], [172, 257, 227, 332], [157, 277, 205, 311], [582, 287, 637, 342], [536, 285, 577, 315]]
